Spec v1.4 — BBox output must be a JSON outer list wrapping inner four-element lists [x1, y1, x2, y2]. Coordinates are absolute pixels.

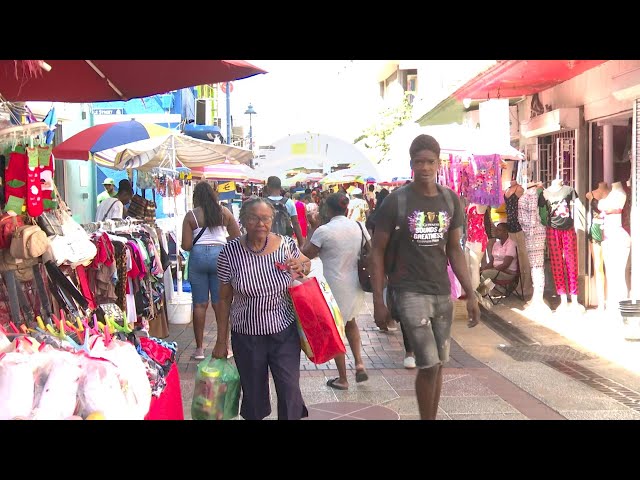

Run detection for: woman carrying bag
[[181, 182, 241, 360], [213, 197, 310, 420], [301, 192, 370, 390]]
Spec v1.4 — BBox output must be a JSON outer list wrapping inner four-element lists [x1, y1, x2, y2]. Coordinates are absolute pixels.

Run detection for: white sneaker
[[403, 356, 416, 369]]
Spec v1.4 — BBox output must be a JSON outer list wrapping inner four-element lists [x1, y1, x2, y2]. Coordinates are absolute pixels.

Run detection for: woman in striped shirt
[[214, 197, 311, 420]]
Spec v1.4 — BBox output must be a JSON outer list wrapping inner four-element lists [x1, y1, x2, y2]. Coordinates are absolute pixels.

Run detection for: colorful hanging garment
[[468, 154, 502, 207], [449, 155, 467, 197]]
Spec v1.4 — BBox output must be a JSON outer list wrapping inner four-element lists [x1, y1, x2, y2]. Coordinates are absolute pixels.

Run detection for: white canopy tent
[[321, 164, 382, 185], [254, 154, 327, 179], [94, 131, 254, 171]]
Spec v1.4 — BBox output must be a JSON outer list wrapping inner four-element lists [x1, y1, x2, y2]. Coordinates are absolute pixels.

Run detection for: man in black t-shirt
[[370, 134, 480, 420]]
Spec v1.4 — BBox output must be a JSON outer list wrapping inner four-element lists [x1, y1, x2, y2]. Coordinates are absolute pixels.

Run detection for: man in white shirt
[[480, 222, 518, 284], [95, 184, 133, 222]]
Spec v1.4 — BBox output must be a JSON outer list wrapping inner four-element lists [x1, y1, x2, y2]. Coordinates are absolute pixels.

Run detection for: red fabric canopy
[[453, 60, 607, 100], [0, 60, 266, 102]]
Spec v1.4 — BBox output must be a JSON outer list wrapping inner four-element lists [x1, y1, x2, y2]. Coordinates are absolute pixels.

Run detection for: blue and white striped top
[[217, 235, 300, 335]]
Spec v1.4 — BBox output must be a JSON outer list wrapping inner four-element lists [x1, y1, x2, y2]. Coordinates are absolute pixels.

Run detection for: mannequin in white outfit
[[599, 181, 631, 314]]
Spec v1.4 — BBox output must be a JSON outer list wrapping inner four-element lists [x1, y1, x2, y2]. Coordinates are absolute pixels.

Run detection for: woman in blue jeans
[[182, 182, 241, 359]]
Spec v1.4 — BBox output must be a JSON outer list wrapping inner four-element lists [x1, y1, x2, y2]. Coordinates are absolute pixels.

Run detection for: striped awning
[[95, 131, 254, 171]]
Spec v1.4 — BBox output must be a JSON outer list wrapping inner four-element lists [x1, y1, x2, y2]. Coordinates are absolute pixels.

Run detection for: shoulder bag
[[356, 221, 374, 293]]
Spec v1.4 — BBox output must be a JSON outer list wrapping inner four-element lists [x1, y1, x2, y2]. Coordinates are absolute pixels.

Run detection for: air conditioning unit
[[195, 98, 214, 125]]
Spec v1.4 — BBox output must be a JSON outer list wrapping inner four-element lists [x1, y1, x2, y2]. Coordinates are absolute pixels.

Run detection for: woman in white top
[[181, 181, 241, 360], [302, 192, 371, 390]]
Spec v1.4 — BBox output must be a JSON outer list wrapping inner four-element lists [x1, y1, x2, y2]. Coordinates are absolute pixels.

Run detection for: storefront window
[[525, 130, 576, 187]]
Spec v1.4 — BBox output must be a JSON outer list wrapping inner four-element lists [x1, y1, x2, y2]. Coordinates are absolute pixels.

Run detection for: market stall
[[0, 121, 183, 420], [0, 58, 268, 421]]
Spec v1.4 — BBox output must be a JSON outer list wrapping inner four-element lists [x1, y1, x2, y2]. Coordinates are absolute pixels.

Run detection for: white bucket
[[167, 292, 192, 325]]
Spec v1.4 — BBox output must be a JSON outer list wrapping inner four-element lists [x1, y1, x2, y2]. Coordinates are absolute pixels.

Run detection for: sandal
[[355, 369, 369, 383], [326, 377, 349, 390]]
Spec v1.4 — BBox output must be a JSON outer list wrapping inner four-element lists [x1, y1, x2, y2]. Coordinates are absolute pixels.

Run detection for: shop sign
[[218, 181, 236, 193], [93, 108, 125, 115]]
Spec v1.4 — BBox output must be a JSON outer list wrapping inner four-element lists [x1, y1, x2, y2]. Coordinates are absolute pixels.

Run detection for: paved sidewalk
[[166, 295, 574, 420]]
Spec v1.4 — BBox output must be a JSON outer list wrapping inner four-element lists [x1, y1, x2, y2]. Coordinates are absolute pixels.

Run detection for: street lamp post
[[244, 103, 257, 152]]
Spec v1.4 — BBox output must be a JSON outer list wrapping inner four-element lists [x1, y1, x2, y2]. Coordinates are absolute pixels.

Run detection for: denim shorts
[[389, 289, 453, 369], [188, 244, 224, 304]]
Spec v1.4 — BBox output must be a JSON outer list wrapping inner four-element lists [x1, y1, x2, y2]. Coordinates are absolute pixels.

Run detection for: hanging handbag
[[0, 249, 38, 282], [10, 224, 50, 259], [126, 194, 144, 218], [356, 221, 373, 293], [44, 190, 97, 266], [36, 211, 64, 237]]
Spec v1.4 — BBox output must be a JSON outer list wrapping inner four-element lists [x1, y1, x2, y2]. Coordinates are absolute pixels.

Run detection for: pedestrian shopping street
[[169, 292, 640, 420]]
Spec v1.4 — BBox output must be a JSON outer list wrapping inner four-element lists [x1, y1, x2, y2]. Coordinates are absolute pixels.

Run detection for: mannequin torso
[[518, 183, 544, 230], [467, 203, 488, 251], [586, 182, 610, 203], [599, 182, 626, 212], [599, 181, 631, 310], [504, 181, 524, 199], [471, 203, 487, 214], [504, 181, 523, 233], [543, 181, 576, 231], [599, 182, 627, 231]]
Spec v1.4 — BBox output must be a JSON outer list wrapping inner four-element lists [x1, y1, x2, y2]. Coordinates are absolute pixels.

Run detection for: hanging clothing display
[[539, 184, 576, 230], [448, 155, 468, 197], [84, 223, 169, 337], [518, 186, 546, 301], [467, 154, 502, 207], [0, 118, 184, 421], [465, 203, 488, 292], [540, 183, 578, 297], [504, 190, 522, 233], [503, 184, 530, 295], [3, 142, 55, 216], [466, 204, 488, 251]]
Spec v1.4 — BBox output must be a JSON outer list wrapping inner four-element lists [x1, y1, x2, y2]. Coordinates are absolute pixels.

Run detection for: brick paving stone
[[164, 295, 581, 420]]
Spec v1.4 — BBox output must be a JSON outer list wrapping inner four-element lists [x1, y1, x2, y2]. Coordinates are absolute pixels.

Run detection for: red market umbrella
[[52, 120, 173, 161], [0, 60, 267, 102]]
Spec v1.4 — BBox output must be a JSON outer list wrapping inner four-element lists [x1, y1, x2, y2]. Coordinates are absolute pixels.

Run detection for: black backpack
[[267, 197, 294, 236]]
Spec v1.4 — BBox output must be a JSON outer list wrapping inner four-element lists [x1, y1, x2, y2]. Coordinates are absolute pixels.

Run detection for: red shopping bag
[[288, 276, 346, 364]]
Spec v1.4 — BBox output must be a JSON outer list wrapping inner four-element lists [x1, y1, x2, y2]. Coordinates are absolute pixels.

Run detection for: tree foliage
[[354, 91, 413, 163]]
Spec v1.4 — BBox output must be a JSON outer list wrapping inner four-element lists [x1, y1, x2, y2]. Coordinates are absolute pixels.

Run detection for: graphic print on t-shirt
[[553, 198, 570, 218], [408, 209, 451, 247]]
